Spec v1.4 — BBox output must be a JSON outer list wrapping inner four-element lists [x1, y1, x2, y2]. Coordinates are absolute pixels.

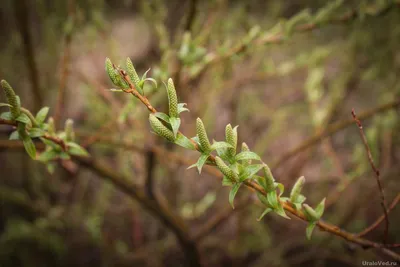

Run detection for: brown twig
[[272, 98, 400, 169], [13, 0, 43, 111], [54, 0, 75, 126], [357, 192, 400, 237], [352, 108, 389, 244]]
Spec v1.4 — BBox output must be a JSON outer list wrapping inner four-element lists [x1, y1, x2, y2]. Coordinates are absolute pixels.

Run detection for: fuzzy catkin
[[225, 124, 237, 157], [167, 78, 178, 118], [126, 58, 141, 87], [196, 118, 211, 152], [215, 156, 238, 182], [263, 164, 275, 192], [1, 80, 20, 119], [290, 176, 305, 203], [149, 114, 175, 142]]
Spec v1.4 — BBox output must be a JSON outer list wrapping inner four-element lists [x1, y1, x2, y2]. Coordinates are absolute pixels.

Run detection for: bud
[[149, 114, 175, 142], [225, 124, 237, 157], [290, 176, 305, 203], [47, 117, 55, 136], [105, 58, 119, 86], [241, 142, 251, 165], [303, 204, 319, 221], [215, 156, 238, 182], [263, 164, 275, 192], [65, 119, 75, 142], [196, 118, 211, 152], [1, 80, 20, 119], [167, 78, 178, 118]]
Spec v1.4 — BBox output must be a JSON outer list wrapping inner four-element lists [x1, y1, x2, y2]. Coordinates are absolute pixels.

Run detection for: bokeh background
[[0, 0, 399, 266]]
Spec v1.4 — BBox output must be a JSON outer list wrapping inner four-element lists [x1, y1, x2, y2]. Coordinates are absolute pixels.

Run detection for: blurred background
[[0, 0, 399, 266]]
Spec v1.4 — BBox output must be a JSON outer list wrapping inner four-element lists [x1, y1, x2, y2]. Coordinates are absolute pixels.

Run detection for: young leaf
[[35, 107, 49, 124], [175, 133, 196, 150], [9, 131, 19, 140], [257, 208, 272, 221], [67, 142, 89, 157], [154, 112, 170, 123], [169, 117, 181, 138], [38, 149, 59, 162], [267, 190, 279, 209], [16, 113, 31, 124], [178, 103, 189, 114], [275, 182, 285, 197], [229, 183, 242, 209], [1, 112, 12, 120], [210, 141, 233, 151], [274, 204, 290, 219], [222, 176, 234, 186], [29, 128, 45, 138], [315, 198, 326, 218], [0, 103, 12, 108], [22, 135, 36, 159], [239, 164, 264, 182], [256, 192, 269, 206], [235, 151, 261, 162], [306, 222, 317, 240], [189, 153, 209, 174]]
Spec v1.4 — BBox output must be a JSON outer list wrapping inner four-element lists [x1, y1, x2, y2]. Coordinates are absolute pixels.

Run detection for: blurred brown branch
[[352, 108, 389, 244]]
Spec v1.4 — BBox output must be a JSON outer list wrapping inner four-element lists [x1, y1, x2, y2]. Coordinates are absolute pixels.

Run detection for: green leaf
[[22, 136, 36, 159], [303, 204, 319, 221], [0, 103, 12, 108], [229, 183, 242, 209], [256, 175, 267, 190], [38, 149, 59, 162], [267, 190, 279, 209], [141, 78, 157, 89], [29, 128, 45, 138], [67, 142, 89, 157], [169, 117, 181, 138], [257, 208, 272, 221], [35, 107, 49, 124], [196, 154, 209, 174], [275, 182, 285, 197], [239, 164, 264, 182], [222, 176, 234, 186], [154, 112, 170, 123], [235, 151, 261, 161], [178, 103, 189, 114], [315, 198, 326, 218], [1, 112, 13, 120], [175, 133, 196, 150], [256, 192, 269, 206], [16, 113, 31, 124], [9, 131, 19, 140], [306, 222, 317, 240], [274, 204, 290, 219], [210, 141, 233, 151]]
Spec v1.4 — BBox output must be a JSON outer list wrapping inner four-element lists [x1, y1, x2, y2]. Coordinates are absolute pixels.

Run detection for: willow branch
[[115, 72, 400, 261], [352, 108, 389, 244]]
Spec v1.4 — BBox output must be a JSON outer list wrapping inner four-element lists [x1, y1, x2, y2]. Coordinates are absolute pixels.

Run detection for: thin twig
[[357, 193, 400, 237], [13, 0, 43, 111], [352, 108, 389, 244], [272, 98, 400, 169], [54, 0, 75, 126]]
